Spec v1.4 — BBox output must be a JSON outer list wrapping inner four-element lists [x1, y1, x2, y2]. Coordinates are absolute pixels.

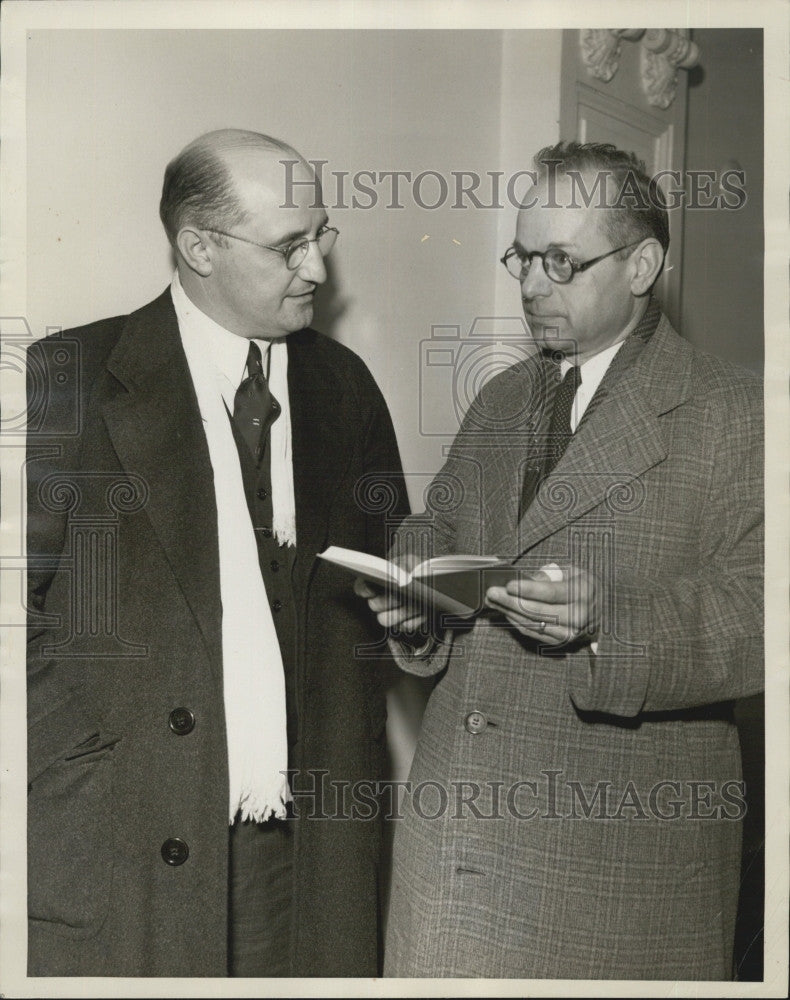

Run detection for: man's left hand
[[485, 566, 599, 646]]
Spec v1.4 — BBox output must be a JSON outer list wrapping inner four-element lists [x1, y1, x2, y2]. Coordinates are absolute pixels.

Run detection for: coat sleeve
[[383, 393, 491, 679], [26, 334, 103, 783], [358, 369, 410, 558], [567, 377, 764, 716], [26, 338, 76, 619]]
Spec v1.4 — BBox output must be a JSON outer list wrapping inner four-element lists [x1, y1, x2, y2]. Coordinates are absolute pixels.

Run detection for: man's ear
[[175, 227, 214, 277], [629, 239, 665, 296]]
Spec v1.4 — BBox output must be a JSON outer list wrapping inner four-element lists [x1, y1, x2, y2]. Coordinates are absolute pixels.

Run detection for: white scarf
[[171, 272, 293, 823]]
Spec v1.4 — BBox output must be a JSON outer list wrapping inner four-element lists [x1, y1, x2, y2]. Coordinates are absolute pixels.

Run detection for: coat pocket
[[28, 731, 121, 936]]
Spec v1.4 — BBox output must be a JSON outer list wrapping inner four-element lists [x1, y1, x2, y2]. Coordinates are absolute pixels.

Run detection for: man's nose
[[520, 257, 552, 300], [296, 240, 327, 284]]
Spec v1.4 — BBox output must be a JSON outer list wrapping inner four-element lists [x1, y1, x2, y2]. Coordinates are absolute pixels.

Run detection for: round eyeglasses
[[205, 224, 339, 270], [500, 240, 642, 285]]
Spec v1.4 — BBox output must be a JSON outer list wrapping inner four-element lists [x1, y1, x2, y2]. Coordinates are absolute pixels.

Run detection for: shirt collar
[[170, 270, 270, 391], [556, 295, 662, 380], [559, 338, 624, 383]]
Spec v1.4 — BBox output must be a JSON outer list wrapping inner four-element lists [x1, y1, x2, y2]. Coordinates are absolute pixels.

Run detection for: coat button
[[256, 487, 268, 500], [464, 710, 487, 734], [272, 599, 283, 612], [161, 838, 189, 866], [270, 559, 280, 572], [261, 527, 273, 538], [169, 707, 195, 735]]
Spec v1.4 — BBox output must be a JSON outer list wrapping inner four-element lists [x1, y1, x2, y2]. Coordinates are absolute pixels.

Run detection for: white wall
[[26, 28, 561, 498]]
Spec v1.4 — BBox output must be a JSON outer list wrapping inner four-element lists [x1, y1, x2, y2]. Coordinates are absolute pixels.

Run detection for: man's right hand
[[353, 552, 429, 635]]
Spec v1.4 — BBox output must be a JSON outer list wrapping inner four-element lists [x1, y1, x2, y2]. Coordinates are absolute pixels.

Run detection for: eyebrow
[[513, 239, 581, 254], [271, 214, 330, 246]]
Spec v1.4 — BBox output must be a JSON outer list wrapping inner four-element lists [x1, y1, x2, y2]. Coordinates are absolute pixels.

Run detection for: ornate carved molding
[[579, 28, 700, 109], [580, 29, 623, 82]]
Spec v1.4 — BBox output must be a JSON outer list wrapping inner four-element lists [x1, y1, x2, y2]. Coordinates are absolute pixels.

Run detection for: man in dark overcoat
[[26, 129, 407, 977]]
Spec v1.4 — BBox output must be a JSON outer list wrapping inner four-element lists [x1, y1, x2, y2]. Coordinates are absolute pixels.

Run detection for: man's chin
[[531, 332, 580, 356], [281, 300, 314, 334]]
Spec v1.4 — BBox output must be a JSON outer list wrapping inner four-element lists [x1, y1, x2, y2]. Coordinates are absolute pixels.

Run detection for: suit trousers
[[227, 815, 294, 976]]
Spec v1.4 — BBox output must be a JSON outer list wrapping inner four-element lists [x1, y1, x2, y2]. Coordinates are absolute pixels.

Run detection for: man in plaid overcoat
[[360, 142, 763, 979]]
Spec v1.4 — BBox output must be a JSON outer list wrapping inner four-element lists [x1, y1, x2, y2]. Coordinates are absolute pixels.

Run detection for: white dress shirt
[[559, 338, 626, 432], [170, 271, 291, 823]]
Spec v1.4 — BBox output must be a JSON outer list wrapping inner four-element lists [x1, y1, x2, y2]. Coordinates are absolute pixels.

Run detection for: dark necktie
[[232, 341, 280, 462], [518, 360, 582, 520], [543, 363, 582, 476]]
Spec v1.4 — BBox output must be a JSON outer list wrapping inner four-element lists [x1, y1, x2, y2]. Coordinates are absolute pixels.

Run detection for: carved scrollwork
[[579, 27, 700, 110], [641, 28, 700, 69], [640, 49, 679, 110], [640, 31, 700, 109], [580, 29, 623, 82]]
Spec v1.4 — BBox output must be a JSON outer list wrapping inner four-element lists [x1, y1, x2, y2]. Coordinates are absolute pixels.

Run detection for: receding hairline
[[159, 129, 318, 244], [176, 128, 307, 167]]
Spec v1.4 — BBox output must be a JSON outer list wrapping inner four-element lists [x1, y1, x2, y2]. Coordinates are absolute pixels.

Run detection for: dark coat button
[[256, 487, 268, 500], [261, 527, 273, 538], [169, 707, 195, 735], [270, 559, 279, 572], [465, 710, 487, 734], [161, 838, 189, 866], [271, 599, 283, 612]]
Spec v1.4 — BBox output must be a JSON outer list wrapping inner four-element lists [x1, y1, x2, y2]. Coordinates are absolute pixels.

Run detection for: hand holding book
[[320, 545, 564, 621], [484, 564, 599, 647], [352, 551, 430, 636]]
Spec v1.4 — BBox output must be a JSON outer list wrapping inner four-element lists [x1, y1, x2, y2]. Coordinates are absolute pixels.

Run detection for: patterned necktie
[[543, 363, 582, 476], [232, 341, 280, 462]]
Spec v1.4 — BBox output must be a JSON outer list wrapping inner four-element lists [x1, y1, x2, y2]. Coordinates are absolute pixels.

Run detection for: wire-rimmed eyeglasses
[[500, 239, 642, 284], [205, 224, 339, 270]]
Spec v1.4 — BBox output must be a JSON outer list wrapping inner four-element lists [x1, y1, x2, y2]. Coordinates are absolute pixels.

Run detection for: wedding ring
[[537, 621, 547, 634]]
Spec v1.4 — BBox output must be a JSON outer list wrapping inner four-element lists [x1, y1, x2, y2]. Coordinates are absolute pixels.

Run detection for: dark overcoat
[[26, 289, 407, 976]]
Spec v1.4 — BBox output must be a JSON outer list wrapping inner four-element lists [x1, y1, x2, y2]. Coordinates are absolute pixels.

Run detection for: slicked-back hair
[[533, 141, 670, 258], [159, 129, 302, 247]]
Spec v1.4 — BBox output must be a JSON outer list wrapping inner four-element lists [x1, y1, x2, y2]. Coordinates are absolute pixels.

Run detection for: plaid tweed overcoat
[[384, 313, 763, 980]]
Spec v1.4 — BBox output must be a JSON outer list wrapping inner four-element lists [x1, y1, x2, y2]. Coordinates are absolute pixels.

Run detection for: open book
[[318, 545, 530, 617]]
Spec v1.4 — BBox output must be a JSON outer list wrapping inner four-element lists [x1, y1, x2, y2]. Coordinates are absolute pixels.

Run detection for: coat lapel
[[102, 290, 223, 672], [512, 316, 693, 557], [476, 352, 550, 556]]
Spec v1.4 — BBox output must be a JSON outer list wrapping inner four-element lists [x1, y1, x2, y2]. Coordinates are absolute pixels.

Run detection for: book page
[[413, 554, 503, 577], [318, 546, 408, 587]]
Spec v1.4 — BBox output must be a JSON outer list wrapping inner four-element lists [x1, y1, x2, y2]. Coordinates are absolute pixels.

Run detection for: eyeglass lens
[[504, 249, 572, 283], [286, 227, 338, 269]]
